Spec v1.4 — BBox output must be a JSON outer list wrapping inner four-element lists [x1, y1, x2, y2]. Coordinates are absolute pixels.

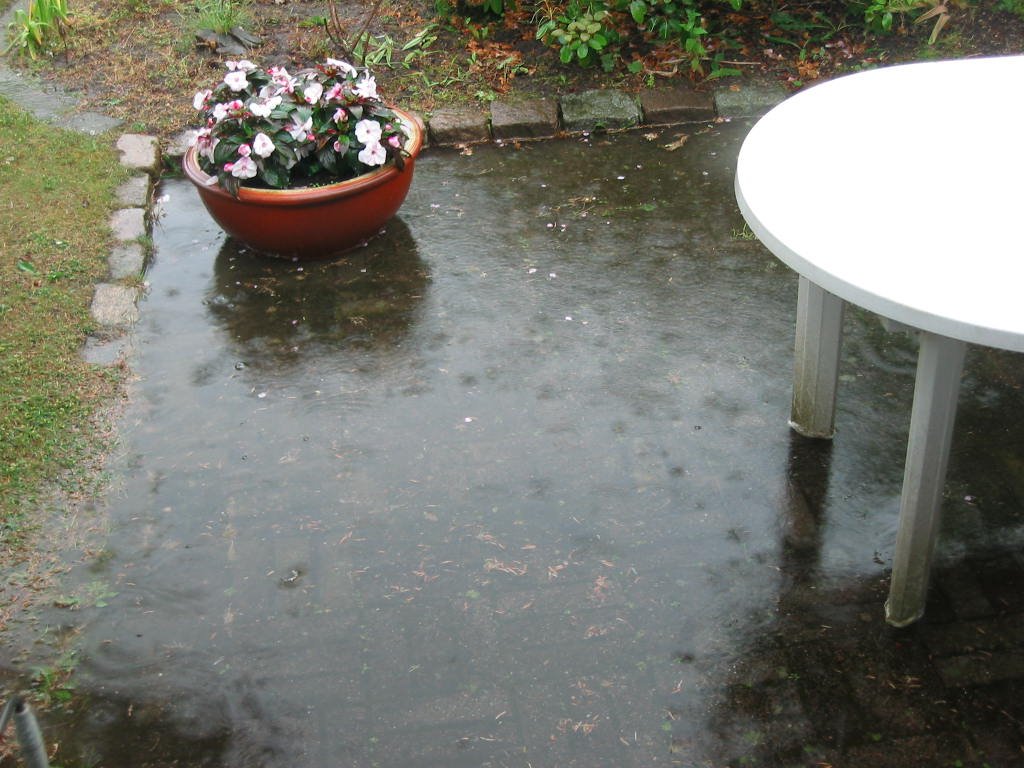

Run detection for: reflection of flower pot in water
[[207, 217, 429, 367]]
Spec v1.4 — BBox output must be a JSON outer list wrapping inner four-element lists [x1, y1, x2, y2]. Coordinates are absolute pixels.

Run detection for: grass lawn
[[0, 94, 126, 554]]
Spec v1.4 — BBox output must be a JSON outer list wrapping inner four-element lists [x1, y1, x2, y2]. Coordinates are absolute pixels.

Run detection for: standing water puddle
[[30, 123, 1024, 766]]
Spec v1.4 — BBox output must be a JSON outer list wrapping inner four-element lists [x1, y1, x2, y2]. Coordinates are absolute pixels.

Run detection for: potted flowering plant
[[182, 57, 424, 259]]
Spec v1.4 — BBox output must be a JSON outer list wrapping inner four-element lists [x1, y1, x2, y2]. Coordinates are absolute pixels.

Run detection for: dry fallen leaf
[[663, 134, 689, 151]]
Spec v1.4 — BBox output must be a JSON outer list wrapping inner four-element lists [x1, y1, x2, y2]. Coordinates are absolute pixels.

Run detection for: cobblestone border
[[79, 135, 161, 366], [418, 81, 788, 145]]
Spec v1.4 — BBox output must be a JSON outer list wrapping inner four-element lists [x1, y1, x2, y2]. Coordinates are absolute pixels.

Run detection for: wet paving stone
[[15, 123, 1024, 767]]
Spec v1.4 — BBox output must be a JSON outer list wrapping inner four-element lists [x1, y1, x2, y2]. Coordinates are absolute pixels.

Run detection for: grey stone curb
[[422, 80, 787, 148], [165, 80, 789, 154], [83, 133, 161, 364]]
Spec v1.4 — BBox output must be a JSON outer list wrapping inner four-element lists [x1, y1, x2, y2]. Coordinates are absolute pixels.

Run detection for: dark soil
[[13, 0, 1024, 140]]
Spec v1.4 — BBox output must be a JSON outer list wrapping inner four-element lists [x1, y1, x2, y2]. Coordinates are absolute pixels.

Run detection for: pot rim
[[182, 106, 424, 206]]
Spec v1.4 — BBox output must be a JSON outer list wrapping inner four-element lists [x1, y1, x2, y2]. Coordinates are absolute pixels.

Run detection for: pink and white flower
[[191, 58, 406, 190], [253, 132, 276, 158], [268, 66, 295, 93], [249, 95, 282, 118], [287, 116, 313, 142], [324, 83, 344, 102], [354, 118, 382, 145], [225, 154, 258, 179], [357, 140, 387, 167], [326, 58, 357, 75], [224, 70, 249, 91], [354, 75, 378, 100], [192, 89, 212, 110], [211, 99, 244, 122], [303, 82, 324, 105], [193, 127, 217, 161]]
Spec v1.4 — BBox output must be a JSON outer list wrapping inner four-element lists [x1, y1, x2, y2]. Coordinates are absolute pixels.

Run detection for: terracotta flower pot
[[182, 108, 424, 260]]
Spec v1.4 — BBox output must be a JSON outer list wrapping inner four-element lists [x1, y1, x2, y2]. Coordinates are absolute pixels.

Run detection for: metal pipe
[[7, 697, 50, 768], [0, 696, 14, 734]]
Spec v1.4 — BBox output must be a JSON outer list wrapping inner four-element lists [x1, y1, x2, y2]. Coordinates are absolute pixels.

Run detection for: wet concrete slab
[[491, 98, 560, 141], [560, 88, 641, 131], [426, 105, 491, 146], [19, 122, 1024, 767], [714, 83, 788, 118], [639, 85, 715, 126]]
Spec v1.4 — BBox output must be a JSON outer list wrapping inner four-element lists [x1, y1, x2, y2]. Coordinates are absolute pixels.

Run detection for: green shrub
[[461, 0, 511, 14], [187, 0, 251, 35], [536, 3, 615, 67], [533, 0, 743, 75], [998, 0, 1024, 17], [4, 0, 69, 60]]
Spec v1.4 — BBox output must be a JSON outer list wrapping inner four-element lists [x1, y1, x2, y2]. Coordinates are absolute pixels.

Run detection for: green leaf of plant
[[706, 66, 742, 80], [213, 137, 242, 165], [223, 174, 241, 198], [16, 259, 39, 275], [261, 163, 286, 188], [317, 147, 338, 174], [927, 12, 949, 44], [274, 137, 298, 163], [630, 0, 647, 24]]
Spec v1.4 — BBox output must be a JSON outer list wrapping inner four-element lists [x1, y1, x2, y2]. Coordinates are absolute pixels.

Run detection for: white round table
[[735, 56, 1024, 626]]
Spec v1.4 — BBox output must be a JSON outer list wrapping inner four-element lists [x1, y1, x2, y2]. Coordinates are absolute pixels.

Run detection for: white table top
[[736, 56, 1024, 352]]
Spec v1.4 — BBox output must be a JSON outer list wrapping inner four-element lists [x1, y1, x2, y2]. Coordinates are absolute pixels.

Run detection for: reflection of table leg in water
[[780, 433, 833, 592], [787, 277, 970, 626]]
